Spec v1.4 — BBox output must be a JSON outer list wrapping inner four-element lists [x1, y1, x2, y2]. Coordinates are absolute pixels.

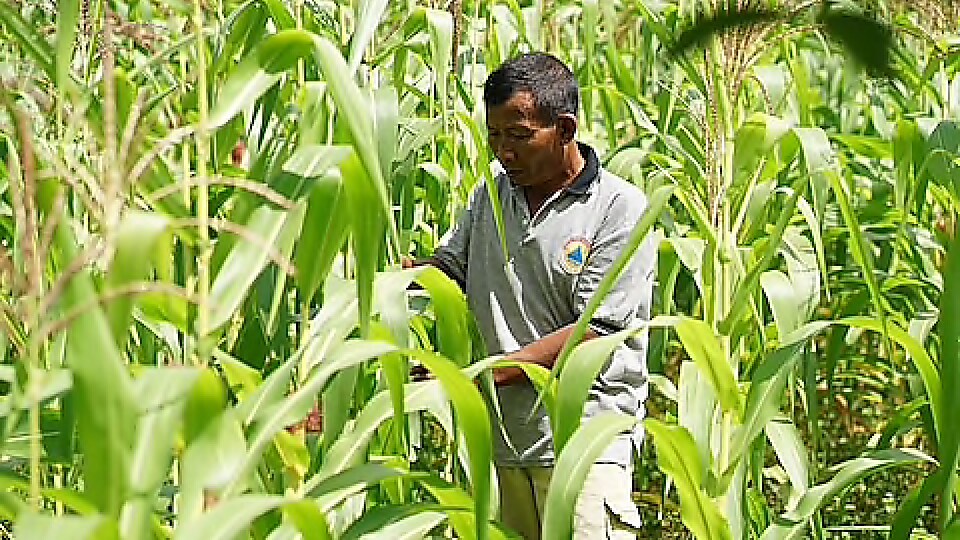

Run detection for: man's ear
[[556, 113, 577, 144]]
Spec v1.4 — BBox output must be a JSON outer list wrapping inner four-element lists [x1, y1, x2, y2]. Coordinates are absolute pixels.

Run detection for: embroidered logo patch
[[560, 237, 591, 275]]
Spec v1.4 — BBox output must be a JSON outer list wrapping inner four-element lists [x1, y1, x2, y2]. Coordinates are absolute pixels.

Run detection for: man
[[431, 53, 655, 539]]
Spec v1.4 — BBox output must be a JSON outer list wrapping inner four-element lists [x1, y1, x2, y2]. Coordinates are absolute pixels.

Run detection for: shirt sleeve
[[574, 191, 657, 335], [433, 183, 485, 287]]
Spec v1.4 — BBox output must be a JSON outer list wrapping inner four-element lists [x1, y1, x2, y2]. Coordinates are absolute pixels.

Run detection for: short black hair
[[483, 53, 579, 124]]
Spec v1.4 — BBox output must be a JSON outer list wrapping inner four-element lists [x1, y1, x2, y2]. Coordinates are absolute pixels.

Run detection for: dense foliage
[[0, 0, 958, 538]]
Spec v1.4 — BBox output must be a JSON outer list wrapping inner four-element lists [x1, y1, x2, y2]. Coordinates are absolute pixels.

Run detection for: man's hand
[[492, 325, 599, 386]]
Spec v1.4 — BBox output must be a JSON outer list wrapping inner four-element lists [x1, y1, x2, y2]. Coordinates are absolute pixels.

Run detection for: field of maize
[[0, 0, 958, 538]]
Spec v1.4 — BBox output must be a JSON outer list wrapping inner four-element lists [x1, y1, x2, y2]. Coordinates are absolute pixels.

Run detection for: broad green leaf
[[759, 270, 804, 338], [174, 495, 287, 540], [283, 145, 352, 180], [733, 113, 791, 178], [209, 29, 313, 129], [340, 503, 459, 540], [55, 215, 136, 516], [417, 476, 514, 540], [179, 410, 247, 521], [357, 511, 447, 540], [284, 500, 333, 540], [302, 463, 409, 502], [553, 328, 638, 453], [341, 151, 384, 337], [314, 36, 399, 259], [765, 418, 810, 507], [551, 184, 674, 388], [207, 204, 289, 333], [425, 8, 454, 115], [0, 2, 55, 80], [664, 316, 741, 416], [15, 512, 118, 540], [121, 369, 203, 539], [319, 357, 502, 485], [937, 224, 960, 528], [414, 266, 473, 367], [225, 339, 397, 496], [645, 419, 733, 540], [106, 211, 169, 348], [924, 120, 960, 204], [825, 167, 889, 348], [262, 0, 296, 30], [55, 0, 79, 94], [408, 350, 492, 540], [542, 413, 638, 540], [760, 449, 932, 540], [724, 343, 804, 478], [841, 317, 942, 440], [347, 0, 390, 75]]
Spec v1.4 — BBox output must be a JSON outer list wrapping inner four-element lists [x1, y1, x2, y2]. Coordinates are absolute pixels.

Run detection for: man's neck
[[524, 143, 586, 214]]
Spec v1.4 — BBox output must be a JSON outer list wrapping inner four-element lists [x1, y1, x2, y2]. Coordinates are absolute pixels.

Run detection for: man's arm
[[494, 324, 599, 386]]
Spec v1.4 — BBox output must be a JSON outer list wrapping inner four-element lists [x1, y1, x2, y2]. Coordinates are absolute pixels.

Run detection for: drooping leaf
[[645, 419, 733, 540], [553, 328, 638, 453], [761, 450, 932, 539], [542, 414, 639, 540]]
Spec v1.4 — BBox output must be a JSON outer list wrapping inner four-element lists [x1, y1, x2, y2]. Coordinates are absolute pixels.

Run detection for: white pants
[[497, 463, 643, 539]]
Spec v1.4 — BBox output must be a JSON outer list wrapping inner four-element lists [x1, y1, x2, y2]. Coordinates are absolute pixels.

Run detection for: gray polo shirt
[[434, 143, 655, 467]]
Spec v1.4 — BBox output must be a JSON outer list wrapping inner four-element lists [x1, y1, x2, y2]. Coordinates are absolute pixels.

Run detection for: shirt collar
[[566, 142, 600, 196]]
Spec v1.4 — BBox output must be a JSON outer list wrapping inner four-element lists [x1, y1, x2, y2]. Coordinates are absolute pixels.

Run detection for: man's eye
[[507, 130, 532, 140]]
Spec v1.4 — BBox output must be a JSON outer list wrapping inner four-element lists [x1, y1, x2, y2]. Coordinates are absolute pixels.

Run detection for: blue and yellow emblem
[[560, 238, 591, 275]]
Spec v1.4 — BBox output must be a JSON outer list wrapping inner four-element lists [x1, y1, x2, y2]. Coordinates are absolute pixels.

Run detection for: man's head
[[483, 53, 581, 189]]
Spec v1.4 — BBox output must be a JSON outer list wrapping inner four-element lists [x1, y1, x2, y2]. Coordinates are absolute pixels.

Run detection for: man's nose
[[493, 141, 516, 163]]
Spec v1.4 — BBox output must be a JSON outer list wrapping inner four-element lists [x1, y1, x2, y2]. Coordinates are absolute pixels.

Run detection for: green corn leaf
[[106, 211, 169, 348], [54, 215, 136, 516], [261, 0, 296, 30], [425, 8, 454, 114], [225, 339, 397, 496], [340, 503, 460, 540], [294, 173, 350, 303], [414, 266, 473, 367], [347, 0, 390, 75], [55, 0, 79, 94], [314, 36, 399, 260], [825, 167, 890, 341], [723, 343, 804, 479], [457, 112, 510, 263], [302, 463, 409, 502], [341, 151, 385, 337], [284, 500, 333, 540], [174, 495, 288, 540], [840, 317, 942, 441], [417, 475, 515, 540], [761, 449, 932, 540], [358, 511, 448, 540], [765, 418, 810, 505], [550, 184, 674, 389], [209, 29, 313, 129], [0, 2, 55, 81], [179, 410, 247, 522], [720, 127, 827, 335], [15, 512, 118, 540], [542, 413, 639, 540], [121, 369, 204, 539], [207, 204, 289, 333], [318, 356, 501, 489], [657, 316, 742, 416], [553, 328, 638, 453], [408, 350, 492, 540], [645, 419, 733, 540]]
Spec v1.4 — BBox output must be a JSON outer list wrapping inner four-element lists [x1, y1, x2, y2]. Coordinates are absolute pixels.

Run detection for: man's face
[[486, 91, 565, 188]]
